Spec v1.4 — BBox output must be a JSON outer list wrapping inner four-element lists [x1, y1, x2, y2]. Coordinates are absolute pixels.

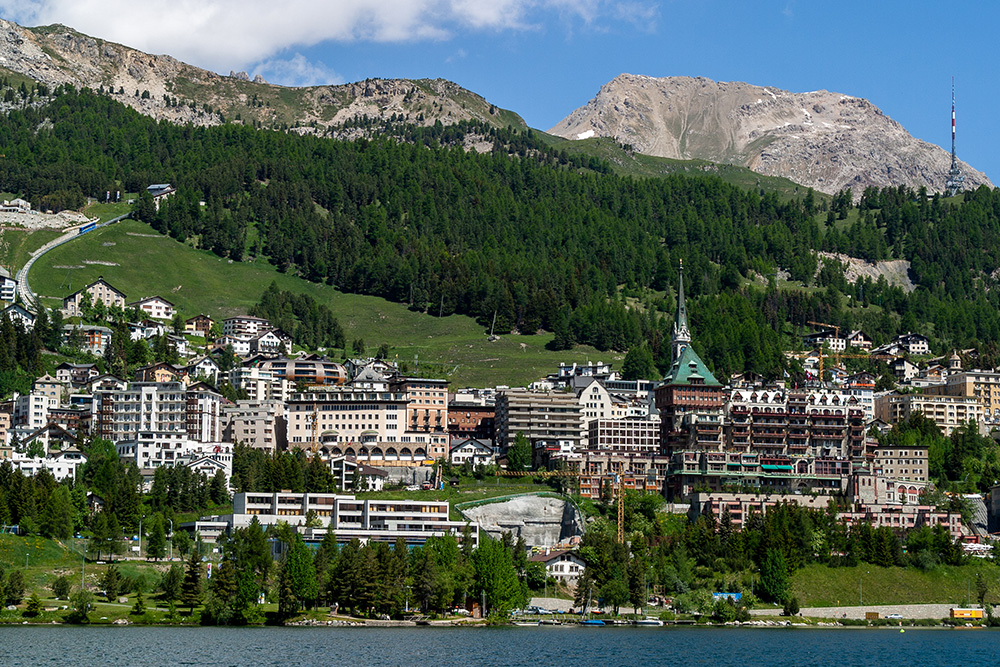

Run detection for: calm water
[[0, 626, 996, 666]]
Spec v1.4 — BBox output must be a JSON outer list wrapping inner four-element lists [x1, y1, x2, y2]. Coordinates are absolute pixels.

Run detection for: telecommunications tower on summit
[[946, 77, 965, 196]]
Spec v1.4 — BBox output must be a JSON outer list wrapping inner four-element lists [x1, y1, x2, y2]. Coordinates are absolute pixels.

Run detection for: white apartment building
[[228, 492, 476, 547], [0, 268, 16, 302], [12, 449, 86, 481], [586, 417, 660, 453], [875, 392, 984, 436], [186, 384, 223, 443], [227, 366, 293, 403], [95, 382, 188, 443], [289, 387, 449, 464], [14, 392, 49, 432], [576, 378, 628, 424], [287, 387, 407, 447], [116, 432, 229, 471], [128, 296, 175, 321], [222, 316, 271, 339]]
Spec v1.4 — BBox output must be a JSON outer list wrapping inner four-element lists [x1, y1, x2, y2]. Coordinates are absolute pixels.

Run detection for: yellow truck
[[950, 608, 984, 619]]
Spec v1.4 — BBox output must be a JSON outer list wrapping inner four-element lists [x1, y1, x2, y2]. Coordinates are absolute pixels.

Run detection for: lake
[[0, 625, 994, 666]]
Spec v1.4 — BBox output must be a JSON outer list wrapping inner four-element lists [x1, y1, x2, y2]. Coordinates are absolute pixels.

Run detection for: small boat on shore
[[635, 617, 664, 626], [580, 619, 605, 626], [513, 621, 540, 626]]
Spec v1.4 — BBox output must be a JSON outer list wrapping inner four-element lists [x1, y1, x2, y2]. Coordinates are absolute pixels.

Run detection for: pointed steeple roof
[[671, 259, 692, 362], [675, 259, 689, 332]]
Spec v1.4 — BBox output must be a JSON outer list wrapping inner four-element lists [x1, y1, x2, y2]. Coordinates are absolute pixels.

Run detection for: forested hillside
[[3, 86, 1000, 380]]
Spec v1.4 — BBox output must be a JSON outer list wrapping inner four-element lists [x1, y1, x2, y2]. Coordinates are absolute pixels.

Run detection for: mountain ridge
[[549, 73, 992, 195], [0, 19, 526, 135]]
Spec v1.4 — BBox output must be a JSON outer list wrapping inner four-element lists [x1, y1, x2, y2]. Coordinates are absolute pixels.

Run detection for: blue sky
[[2, 0, 996, 182]]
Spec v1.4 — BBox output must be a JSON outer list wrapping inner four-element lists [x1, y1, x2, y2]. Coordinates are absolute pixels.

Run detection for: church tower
[[671, 259, 691, 362]]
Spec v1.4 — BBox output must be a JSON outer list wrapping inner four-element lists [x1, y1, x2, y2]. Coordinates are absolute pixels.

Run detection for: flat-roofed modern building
[[228, 491, 476, 547]]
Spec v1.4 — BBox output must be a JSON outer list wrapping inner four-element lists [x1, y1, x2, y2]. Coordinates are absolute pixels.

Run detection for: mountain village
[[2, 252, 998, 576]]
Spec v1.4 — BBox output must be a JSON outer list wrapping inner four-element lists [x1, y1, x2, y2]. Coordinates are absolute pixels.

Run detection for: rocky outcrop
[[0, 20, 524, 136], [461, 495, 584, 547], [550, 74, 992, 195]]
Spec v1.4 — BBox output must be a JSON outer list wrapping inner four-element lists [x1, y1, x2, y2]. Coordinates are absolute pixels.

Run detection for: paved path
[[16, 212, 130, 309], [750, 603, 958, 620]]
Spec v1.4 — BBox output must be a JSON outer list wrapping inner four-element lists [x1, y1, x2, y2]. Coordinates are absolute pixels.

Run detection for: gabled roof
[[450, 437, 493, 453], [63, 277, 126, 301], [662, 344, 721, 387], [3, 303, 34, 319], [188, 356, 220, 369], [528, 549, 585, 565], [128, 295, 175, 307]]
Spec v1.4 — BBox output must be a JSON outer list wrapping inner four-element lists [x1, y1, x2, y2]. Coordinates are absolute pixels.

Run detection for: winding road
[[15, 212, 130, 310]]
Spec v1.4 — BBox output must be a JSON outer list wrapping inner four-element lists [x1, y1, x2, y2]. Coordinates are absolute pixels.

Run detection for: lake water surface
[[0, 625, 994, 666]]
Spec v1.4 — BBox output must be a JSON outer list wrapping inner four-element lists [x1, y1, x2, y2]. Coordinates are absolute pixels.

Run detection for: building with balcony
[[494, 388, 583, 459], [226, 492, 475, 547], [222, 399, 287, 452], [391, 377, 449, 435], [876, 392, 984, 436]]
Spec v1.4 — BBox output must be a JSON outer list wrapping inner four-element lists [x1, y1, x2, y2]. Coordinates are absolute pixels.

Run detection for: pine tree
[[146, 514, 167, 561], [160, 563, 183, 603], [39, 486, 74, 539], [101, 563, 121, 601], [180, 551, 202, 613], [506, 433, 531, 472], [131, 589, 146, 615], [88, 511, 109, 561], [759, 549, 788, 604]]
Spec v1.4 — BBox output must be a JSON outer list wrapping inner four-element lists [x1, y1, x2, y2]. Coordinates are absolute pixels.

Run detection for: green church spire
[[671, 259, 691, 362]]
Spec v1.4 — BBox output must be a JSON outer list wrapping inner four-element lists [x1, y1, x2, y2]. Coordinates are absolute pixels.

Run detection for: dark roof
[[528, 549, 583, 564]]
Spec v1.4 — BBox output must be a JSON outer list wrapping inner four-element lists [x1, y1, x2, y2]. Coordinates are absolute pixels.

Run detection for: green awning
[[761, 464, 793, 471]]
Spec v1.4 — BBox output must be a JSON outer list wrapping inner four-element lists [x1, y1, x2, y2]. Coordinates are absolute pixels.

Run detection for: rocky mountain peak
[[550, 73, 992, 195]]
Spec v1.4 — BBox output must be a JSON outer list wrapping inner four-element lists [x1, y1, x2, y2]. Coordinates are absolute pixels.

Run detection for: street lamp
[[168, 519, 173, 560]]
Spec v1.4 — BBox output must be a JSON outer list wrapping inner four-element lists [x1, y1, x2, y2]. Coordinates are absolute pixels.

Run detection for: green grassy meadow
[[791, 562, 1000, 607], [28, 218, 612, 387]]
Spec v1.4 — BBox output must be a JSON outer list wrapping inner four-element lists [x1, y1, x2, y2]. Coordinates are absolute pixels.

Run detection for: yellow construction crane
[[814, 350, 895, 382], [496, 469, 580, 478], [310, 403, 320, 454], [616, 474, 625, 544]]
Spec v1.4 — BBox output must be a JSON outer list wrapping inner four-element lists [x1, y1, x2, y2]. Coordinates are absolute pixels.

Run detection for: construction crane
[[310, 403, 320, 454], [615, 474, 625, 544], [814, 351, 895, 382]]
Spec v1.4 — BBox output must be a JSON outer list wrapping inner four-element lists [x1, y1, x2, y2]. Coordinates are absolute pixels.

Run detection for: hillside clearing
[[28, 219, 612, 387]]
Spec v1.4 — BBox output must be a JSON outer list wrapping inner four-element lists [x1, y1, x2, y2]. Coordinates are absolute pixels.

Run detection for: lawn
[[28, 219, 612, 387], [791, 562, 1000, 607], [0, 227, 62, 271]]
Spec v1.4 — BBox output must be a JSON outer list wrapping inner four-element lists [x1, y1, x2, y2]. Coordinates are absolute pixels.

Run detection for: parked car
[[884, 613, 903, 620]]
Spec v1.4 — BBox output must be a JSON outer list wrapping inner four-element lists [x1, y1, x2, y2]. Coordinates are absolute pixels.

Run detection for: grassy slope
[[791, 562, 1000, 607], [0, 228, 61, 272], [28, 219, 612, 387], [538, 134, 820, 203]]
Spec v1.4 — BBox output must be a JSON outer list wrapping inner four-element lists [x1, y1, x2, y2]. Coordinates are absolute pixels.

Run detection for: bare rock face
[[461, 496, 584, 547], [0, 19, 524, 136], [550, 74, 992, 195]]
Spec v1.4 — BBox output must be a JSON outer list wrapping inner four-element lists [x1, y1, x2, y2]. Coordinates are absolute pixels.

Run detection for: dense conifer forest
[[3, 87, 1000, 379]]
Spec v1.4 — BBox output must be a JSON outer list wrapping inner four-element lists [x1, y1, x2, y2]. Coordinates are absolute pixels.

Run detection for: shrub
[[781, 596, 800, 617]]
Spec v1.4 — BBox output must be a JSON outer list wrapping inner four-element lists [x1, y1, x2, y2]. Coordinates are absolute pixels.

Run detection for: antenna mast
[[946, 77, 965, 196]]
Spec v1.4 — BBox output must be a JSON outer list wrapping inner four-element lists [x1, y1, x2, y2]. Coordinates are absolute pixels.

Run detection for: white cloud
[[253, 53, 343, 88], [0, 1, 657, 73]]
